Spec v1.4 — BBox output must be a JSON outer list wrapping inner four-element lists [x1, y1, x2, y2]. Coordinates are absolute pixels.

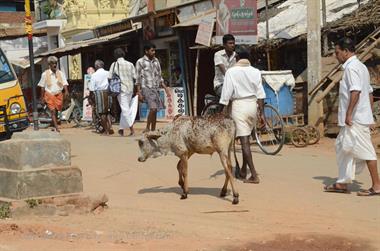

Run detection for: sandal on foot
[[324, 184, 350, 194], [357, 188, 380, 196]]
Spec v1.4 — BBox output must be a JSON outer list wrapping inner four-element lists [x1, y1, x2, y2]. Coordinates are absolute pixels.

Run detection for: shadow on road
[[313, 176, 363, 192], [138, 186, 233, 202], [209, 170, 225, 179]]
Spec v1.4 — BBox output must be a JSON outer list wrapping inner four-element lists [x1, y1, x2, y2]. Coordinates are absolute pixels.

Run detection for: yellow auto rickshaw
[[0, 48, 29, 140]]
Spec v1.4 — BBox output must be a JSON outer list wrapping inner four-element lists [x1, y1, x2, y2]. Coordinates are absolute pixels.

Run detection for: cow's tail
[[232, 127, 240, 179]]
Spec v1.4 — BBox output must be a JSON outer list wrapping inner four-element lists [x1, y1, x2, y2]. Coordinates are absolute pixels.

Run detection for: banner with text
[[214, 0, 257, 44]]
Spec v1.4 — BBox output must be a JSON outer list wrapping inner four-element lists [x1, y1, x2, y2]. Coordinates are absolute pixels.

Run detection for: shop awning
[[172, 10, 216, 28], [35, 28, 140, 58], [11, 58, 42, 69]]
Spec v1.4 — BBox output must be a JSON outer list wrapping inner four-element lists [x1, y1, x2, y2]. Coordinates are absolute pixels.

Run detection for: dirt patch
[[10, 194, 108, 219], [225, 234, 376, 251]]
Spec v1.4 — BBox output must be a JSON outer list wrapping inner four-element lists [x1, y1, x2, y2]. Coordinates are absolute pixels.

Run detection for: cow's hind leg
[[180, 155, 189, 200], [177, 159, 184, 189], [220, 144, 232, 197], [220, 174, 229, 198], [218, 151, 239, 204]]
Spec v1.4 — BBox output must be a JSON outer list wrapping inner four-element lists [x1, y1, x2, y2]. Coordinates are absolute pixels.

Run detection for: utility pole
[[307, 0, 324, 132], [321, 0, 328, 56], [25, 0, 38, 130], [265, 0, 271, 70]]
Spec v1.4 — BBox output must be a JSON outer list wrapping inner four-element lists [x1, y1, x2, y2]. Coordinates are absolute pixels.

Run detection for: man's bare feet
[[239, 169, 247, 179], [243, 176, 260, 184], [128, 128, 135, 136], [51, 128, 60, 133]]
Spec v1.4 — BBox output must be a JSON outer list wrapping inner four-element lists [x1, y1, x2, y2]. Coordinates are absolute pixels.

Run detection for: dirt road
[[0, 125, 379, 251]]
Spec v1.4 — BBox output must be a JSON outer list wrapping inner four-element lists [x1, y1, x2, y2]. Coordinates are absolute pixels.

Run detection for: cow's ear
[[146, 131, 161, 140]]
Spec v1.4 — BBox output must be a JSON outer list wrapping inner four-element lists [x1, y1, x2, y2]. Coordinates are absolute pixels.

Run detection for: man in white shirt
[[38, 56, 69, 132], [91, 59, 113, 135], [109, 48, 137, 137], [220, 47, 266, 184], [324, 37, 380, 196], [214, 34, 236, 97]]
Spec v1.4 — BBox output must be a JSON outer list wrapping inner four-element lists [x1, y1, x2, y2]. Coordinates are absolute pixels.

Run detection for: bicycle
[[201, 94, 285, 155], [86, 92, 117, 134]]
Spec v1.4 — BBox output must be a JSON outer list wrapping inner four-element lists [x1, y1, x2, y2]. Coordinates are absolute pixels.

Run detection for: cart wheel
[[291, 128, 309, 147], [305, 125, 320, 145]]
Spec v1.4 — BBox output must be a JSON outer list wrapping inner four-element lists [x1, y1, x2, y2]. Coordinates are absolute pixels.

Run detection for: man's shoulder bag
[[109, 62, 121, 97]]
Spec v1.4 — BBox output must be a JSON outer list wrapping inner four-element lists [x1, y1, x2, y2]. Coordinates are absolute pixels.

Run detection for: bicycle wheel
[[201, 101, 223, 116], [253, 104, 285, 155]]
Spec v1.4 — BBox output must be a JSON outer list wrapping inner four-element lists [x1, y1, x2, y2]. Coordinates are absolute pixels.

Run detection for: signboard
[[139, 87, 187, 121], [143, 17, 156, 40], [166, 87, 186, 120], [195, 18, 215, 46], [95, 21, 132, 37], [82, 74, 92, 121], [214, 0, 257, 44]]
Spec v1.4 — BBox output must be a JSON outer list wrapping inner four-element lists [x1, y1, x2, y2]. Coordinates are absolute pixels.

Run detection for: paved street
[[0, 124, 379, 250]]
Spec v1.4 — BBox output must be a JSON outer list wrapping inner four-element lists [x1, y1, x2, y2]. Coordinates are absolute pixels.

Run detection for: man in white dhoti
[[324, 37, 380, 196], [219, 47, 266, 184], [109, 48, 137, 136]]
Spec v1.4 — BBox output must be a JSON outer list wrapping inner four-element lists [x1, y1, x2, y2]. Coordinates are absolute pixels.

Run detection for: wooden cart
[[282, 114, 320, 147]]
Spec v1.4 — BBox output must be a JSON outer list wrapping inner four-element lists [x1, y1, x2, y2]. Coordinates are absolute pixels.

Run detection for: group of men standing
[[88, 43, 171, 136], [38, 43, 169, 137]]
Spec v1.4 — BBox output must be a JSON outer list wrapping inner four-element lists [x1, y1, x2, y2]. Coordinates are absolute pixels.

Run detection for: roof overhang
[[172, 9, 216, 28], [10, 58, 43, 69], [34, 27, 141, 58], [33, 19, 66, 30]]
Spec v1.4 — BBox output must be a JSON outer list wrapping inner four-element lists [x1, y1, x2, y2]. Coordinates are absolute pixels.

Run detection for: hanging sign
[[214, 0, 258, 44], [195, 18, 215, 47]]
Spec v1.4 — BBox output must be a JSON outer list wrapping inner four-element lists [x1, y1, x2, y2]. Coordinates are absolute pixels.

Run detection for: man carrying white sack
[[324, 37, 380, 196]]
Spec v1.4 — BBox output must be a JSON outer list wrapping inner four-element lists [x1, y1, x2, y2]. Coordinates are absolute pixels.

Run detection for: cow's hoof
[[180, 194, 187, 200], [220, 190, 227, 197], [232, 197, 239, 205]]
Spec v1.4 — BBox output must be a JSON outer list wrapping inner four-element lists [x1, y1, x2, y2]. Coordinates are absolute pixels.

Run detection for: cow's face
[[137, 136, 162, 162]]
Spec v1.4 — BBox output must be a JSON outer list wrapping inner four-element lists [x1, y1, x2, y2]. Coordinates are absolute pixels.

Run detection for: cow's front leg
[[176, 159, 184, 189], [180, 155, 189, 200]]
